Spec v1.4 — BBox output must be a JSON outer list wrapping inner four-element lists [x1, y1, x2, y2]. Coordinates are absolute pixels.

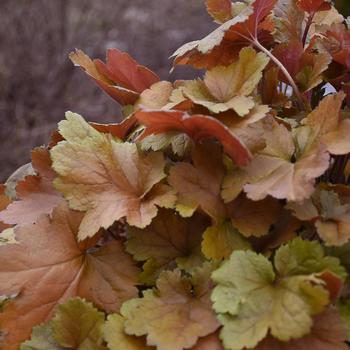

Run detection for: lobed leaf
[[70, 49, 159, 105], [126, 209, 209, 284], [51, 112, 175, 240], [0, 148, 63, 226], [121, 265, 219, 350], [0, 204, 139, 348]]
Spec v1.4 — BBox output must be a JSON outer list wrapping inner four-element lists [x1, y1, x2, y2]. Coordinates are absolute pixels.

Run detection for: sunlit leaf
[[51, 112, 175, 240], [211, 239, 342, 349], [182, 47, 269, 116]]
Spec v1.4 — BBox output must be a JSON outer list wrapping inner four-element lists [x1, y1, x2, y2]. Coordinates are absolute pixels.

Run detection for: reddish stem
[[302, 12, 315, 47]]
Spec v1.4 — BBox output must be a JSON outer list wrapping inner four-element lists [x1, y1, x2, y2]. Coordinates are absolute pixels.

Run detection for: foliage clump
[[1, 0, 350, 349]]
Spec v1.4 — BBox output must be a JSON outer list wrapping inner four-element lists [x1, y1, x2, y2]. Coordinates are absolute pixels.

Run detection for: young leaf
[[70, 49, 159, 105], [51, 112, 175, 240], [206, 0, 233, 24], [0, 148, 63, 226], [121, 265, 219, 350], [274, 237, 346, 278], [253, 307, 348, 349], [0, 204, 139, 349], [211, 238, 343, 349], [135, 110, 252, 166], [168, 142, 227, 220], [125, 209, 209, 284], [182, 47, 269, 116], [50, 298, 106, 349]]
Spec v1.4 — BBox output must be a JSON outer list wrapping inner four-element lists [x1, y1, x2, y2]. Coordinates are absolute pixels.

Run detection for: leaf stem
[[302, 13, 315, 47], [252, 39, 307, 111]]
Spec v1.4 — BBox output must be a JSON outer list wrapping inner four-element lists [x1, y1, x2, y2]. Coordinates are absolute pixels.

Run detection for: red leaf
[[317, 24, 350, 71], [173, 0, 277, 69], [135, 110, 252, 166], [272, 41, 304, 82], [206, 0, 233, 23], [70, 49, 159, 105], [296, 0, 332, 14], [90, 114, 137, 140], [95, 49, 159, 93], [318, 271, 343, 302]]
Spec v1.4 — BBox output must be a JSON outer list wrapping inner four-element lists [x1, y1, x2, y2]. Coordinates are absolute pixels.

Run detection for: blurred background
[[0, 0, 349, 181]]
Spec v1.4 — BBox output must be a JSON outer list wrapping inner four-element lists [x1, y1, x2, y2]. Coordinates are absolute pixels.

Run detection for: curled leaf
[[135, 110, 252, 166], [70, 49, 159, 105]]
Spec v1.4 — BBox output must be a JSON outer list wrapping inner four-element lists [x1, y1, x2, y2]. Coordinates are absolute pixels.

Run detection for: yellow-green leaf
[[121, 265, 219, 350]]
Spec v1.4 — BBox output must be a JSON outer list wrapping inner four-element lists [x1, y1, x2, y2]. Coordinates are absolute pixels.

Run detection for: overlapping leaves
[[1, 0, 350, 349]]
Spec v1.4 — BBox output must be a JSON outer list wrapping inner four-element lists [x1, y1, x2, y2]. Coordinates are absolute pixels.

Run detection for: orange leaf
[[0, 204, 140, 349], [90, 114, 137, 140], [243, 117, 330, 201], [0, 148, 63, 226], [206, 0, 233, 23], [172, 0, 276, 69], [320, 23, 350, 70], [135, 110, 252, 166], [228, 194, 282, 237], [168, 142, 227, 221], [0, 185, 11, 232], [296, 0, 332, 14], [70, 49, 159, 105]]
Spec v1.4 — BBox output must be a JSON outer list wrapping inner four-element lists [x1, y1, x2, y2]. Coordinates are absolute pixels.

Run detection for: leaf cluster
[[2, 0, 350, 349]]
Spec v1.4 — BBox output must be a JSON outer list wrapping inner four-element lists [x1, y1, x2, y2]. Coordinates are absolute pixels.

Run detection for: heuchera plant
[[2, 0, 350, 349]]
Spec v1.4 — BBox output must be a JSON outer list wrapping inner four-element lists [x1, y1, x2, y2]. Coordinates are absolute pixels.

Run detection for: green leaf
[[211, 242, 332, 349], [103, 314, 153, 350], [275, 237, 347, 279], [337, 299, 350, 341], [202, 221, 251, 260], [51, 298, 106, 350], [21, 324, 63, 350], [139, 132, 193, 157]]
